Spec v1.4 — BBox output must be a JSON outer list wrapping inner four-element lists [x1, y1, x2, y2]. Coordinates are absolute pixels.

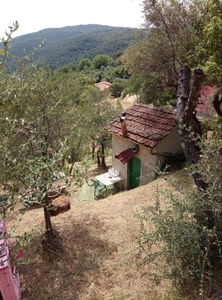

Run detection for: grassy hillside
[[6, 163, 191, 300], [9, 24, 145, 70]]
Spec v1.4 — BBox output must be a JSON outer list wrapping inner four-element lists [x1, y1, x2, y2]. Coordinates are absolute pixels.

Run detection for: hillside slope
[[8, 24, 145, 70], [6, 166, 190, 300]]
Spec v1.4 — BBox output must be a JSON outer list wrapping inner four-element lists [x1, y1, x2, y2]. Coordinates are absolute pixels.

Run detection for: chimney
[[120, 111, 127, 137]]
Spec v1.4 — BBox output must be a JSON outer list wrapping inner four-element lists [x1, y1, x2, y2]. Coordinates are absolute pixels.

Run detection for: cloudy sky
[[1, 0, 145, 38]]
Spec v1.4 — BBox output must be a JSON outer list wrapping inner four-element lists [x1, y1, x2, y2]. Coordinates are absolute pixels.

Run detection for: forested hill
[[10, 24, 145, 70]]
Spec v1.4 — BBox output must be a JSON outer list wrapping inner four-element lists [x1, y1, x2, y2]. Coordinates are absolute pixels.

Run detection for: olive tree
[[0, 24, 85, 250], [74, 84, 119, 169], [135, 66, 222, 298], [0, 65, 76, 248], [122, 0, 204, 105]]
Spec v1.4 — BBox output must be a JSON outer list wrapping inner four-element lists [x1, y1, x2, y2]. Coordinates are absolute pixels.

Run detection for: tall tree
[[76, 85, 119, 169], [122, 0, 204, 105], [0, 66, 75, 249], [176, 66, 207, 189], [189, 0, 222, 88], [0, 24, 84, 250]]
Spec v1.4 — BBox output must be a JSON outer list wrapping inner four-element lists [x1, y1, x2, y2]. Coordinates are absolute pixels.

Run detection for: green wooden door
[[129, 157, 141, 189]]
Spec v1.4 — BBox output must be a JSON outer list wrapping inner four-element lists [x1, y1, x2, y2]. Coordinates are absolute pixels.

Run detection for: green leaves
[[136, 129, 222, 297], [190, 0, 222, 88], [0, 21, 19, 69]]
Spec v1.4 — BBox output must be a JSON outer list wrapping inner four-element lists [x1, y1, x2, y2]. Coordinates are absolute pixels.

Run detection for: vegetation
[[1, 64, 73, 249], [0, 23, 119, 252], [7, 172, 184, 300], [109, 81, 125, 97], [188, 0, 222, 90], [132, 0, 222, 298], [6, 25, 145, 70], [136, 129, 222, 298], [1, 0, 222, 298], [122, 0, 205, 106]]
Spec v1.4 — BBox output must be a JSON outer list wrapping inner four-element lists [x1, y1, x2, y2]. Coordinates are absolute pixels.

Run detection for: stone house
[[106, 103, 183, 189]]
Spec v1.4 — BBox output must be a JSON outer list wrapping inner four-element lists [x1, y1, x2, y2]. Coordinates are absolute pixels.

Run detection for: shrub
[[135, 135, 222, 298], [109, 82, 125, 97], [77, 58, 92, 71], [93, 54, 110, 70]]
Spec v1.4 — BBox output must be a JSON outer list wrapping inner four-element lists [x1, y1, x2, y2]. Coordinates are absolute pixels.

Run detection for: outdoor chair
[[87, 179, 107, 199]]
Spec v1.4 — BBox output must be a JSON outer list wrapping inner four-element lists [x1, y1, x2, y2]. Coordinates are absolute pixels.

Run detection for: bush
[[109, 82, 125, 97], [135, 135, 222, 298], [77, 58, 92, 71], [93, 54, 110, 70]]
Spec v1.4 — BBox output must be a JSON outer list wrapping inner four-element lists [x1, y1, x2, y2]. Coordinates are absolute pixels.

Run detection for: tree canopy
[[121, 0, 216, 106], [0, 23, 119, 251], [189, 0, 222, 91]]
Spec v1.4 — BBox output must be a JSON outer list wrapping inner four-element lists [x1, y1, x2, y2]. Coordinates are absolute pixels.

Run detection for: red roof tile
[[95, 81, 111, 92], [115, 145, 139, 164], [196, 85, 216, 113], [106, 103, 176, 148]]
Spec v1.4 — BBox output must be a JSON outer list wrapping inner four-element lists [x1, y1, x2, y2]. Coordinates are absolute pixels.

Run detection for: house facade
[[106, 103, 183, 190]]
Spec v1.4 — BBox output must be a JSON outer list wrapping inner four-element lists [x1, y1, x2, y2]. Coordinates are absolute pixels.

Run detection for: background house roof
[[106, 103, 176, 148], [196, 85, 216, 115], [95, 81, 111, 92]]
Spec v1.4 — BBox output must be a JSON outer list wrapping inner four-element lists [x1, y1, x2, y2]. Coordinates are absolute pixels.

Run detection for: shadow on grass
[[19, 214, 117, 300]]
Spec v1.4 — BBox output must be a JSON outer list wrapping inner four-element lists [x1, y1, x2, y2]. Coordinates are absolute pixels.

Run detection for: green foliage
[[122, 0, 205, 106], [189, 0, 222, 91], [56, 64, 76, 73], [135, 133, 222, 298], [93, 54, 111, 70], [0, 22, 120, 254], [109, 82, 125, 97], [77, 58, 92, 71], [77, 84, 118, 146], [136, 188, 201, 287], [155, 91, 176, 108], [0, 21, 19, 69], [0, 67, 73, 209], [0, 27, 98, 217], [7, 25, 143, 70]]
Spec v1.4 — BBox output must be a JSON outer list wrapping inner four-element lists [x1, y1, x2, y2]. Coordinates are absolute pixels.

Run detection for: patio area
[[77, 168, 123, 202]]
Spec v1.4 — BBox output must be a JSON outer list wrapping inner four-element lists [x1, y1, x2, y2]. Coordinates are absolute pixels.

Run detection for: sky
[[1, 0, 145, 38]]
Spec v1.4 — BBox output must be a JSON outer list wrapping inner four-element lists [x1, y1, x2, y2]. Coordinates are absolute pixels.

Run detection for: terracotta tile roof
[[196, 85, 216, 113], [115, 145, 139, 164], [95, 81, 111, 92], [106, 103, 176, 148]]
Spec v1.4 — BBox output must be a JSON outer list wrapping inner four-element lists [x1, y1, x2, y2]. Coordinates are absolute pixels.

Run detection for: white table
[[95, 172, 124, 186], [94, 172, 124, 197]]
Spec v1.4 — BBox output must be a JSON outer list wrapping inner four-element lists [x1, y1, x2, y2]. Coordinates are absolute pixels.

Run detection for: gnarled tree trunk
[[43, 196, 55, 245], [213, 92, 222, 116], [176, 66, 207, 190]]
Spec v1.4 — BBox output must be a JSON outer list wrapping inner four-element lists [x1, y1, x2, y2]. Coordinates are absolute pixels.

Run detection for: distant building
[[95, 81, 111, 92], [196, 85, 217, 117]]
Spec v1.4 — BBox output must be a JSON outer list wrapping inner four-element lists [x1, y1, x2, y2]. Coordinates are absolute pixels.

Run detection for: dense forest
[[9, 24, 145, 70]]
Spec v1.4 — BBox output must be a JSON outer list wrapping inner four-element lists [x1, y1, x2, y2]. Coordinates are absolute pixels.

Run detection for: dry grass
[[6, 164, 191, 300]]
